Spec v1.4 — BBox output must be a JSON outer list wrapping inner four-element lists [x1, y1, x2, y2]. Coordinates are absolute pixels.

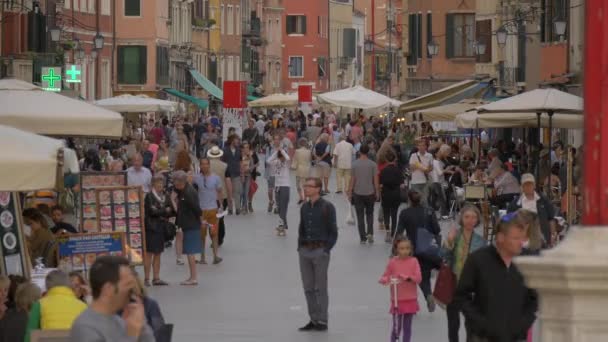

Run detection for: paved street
[[147, 172, 465, 342]]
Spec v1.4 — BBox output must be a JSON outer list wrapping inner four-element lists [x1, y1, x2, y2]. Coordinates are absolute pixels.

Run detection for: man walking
[[409, 139, 433, 204], [298, 177, 338, 332], [348, 144, 379, 244], [454, 212, 538, 342], [333, 136, 354, 194]]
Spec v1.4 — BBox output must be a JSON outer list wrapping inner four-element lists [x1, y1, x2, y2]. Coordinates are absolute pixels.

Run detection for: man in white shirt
[[409, 139, 433, 204], [127, 154, 152, 193], [333, 136, 354, 194]]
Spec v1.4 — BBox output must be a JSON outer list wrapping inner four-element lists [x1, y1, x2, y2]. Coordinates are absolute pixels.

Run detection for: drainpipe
[[111, 0, 116, 95]]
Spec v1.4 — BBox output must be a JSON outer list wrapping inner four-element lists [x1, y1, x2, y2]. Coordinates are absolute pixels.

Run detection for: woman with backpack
[[396, 191, 441, 313]]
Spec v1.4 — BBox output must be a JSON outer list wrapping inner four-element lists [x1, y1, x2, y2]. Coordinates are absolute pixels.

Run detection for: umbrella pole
[[476, 120, 480, 164], [535, 112, 542, 186], [547, 111, 554, 202]]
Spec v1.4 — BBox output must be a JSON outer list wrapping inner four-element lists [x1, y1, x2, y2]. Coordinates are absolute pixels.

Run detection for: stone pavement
[[146, 172, 467, 342]]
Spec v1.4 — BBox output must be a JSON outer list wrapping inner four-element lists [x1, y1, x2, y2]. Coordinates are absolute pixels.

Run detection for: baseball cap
[[521, 173, 536, 185]]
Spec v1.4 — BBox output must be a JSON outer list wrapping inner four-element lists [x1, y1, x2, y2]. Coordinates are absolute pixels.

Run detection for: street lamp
[[427, 39, 439, 57], [209, 53, 217, 62], [50, 27, 61, 42], [496, 26, 508, 47], [364, 39, 374, 52], [76, 48, 85, 60], [475, 41, 487, 56], [94, 33, 104, 50], [91, 50, 98, 59], [554, 17, 567, 38], [186, 57, 193, 67]]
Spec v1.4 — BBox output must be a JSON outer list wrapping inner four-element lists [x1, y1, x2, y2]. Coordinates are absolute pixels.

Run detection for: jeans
[[353, 194, 375, 241], [298, 247, 330, 324], [430, 182, 448, 216], [383, 205, 399, 237], [231, 177, 243, 211], [335, 168, 351, 192], [276, 186, 290, 228], [417, 256, 434, 298], [410, 183, 430, 205], [240, 176, 250, 210], [447, 301, 466, 342]]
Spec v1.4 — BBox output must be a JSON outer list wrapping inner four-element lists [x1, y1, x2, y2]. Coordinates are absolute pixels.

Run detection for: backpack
[[57, 189, 75, 212]]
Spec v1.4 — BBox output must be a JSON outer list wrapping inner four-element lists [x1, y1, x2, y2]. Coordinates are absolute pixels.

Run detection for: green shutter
[[302, 16, 307, 34], [343, 28, 356, 58], [426, 13, 432, 57], [417, 14, 422, 59], [117, 47, 125, 83], [407, 14, 416, 65], [139, 46, 147, 84], [446, 14, 454, 58]]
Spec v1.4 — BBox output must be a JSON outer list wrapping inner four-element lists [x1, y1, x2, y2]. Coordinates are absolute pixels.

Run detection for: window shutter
[[286, 16, 294, 34], [302, 16, 307, 34], [417, 14, 422, 59], [407, 14, 416, 65], [446, 14, 454, 58], [476, 19, 492, 63], [117, 47, 125, 83], [343, 28, 356, 58], [139, 46, 147, 84], [426, 13, 432, 57]]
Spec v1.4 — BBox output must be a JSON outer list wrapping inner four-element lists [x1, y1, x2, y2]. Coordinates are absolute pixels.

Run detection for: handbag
[[415, 209, 440, 257], [433, 263, 457, 306], [163, 221, 177, 242], [249, 180, 258, 199]]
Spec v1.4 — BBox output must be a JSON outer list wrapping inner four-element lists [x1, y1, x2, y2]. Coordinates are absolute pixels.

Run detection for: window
[[289, 56, 303, 77], [317, 57, 327, 78], [65, 0, 70, 9], [476, 19, 492, 63], [156, 46, 169, 86], [220, 4, 225, 34], [276, 18, 280, 42], [236, 6, 240, 35], [541, 0, 569, 42], [446, 13, 475, 58], [286, 15, 306, 35], [101, 0, 111, 15], [426, 12, 432, 57], [227, 56, 234, 80], [73, 0, 78, 11], [88, 0, 95, 13], [417, 13, 422, 59], [117, 46, 147, 84], [227, 5, 233, 35], [236, 56, 240, 79], [80, 0, 87, 12], [267, 20, 272, 42], [125, 0, 141, 16], [407, 14, 422, 65]]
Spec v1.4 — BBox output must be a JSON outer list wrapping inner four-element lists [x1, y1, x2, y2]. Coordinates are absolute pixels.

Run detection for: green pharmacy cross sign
[[65, 64, 82, 83], [41, 67, 62, 92]]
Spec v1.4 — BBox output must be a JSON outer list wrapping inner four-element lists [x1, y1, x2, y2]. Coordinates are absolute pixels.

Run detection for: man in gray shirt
[[348, 144, 380, 244], [70, 256, 155, 342]]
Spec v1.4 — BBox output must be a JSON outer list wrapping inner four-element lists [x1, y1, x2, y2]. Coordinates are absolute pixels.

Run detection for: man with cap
[[207, 146, 231, 246], [508, 173, 556, 247]]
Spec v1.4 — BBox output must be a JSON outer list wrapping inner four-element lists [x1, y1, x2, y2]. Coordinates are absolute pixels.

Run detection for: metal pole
[[96, 0, 100, 99], [388, 0, 392, 97], [547, 111, 554, 201], [535, 112, 541, 184], [371, 0, 375, 91]]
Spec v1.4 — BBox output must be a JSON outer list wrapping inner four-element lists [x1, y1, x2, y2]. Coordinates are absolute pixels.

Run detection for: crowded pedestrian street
[[148, 171, 464, 342]]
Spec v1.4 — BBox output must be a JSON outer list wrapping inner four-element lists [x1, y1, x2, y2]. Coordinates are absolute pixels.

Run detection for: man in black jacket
[[454, 212, 538, 342], [297, 177, 338, 332]]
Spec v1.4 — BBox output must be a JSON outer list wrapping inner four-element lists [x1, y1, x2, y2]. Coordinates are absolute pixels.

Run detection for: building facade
[[329, 0, 363, 91], [168, 0, 193, 95], [402, 0, 477, 98], [216, 0, 241, 87], [114, 0, 170, 97], [258, 0, 283, 95], [281, 0, 330, 93]]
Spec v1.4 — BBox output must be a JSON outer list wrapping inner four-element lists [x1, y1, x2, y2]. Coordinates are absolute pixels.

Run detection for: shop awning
[[189, 69, 223, 100], [163, 88, 209, 109], [398, 79, 479, 114]]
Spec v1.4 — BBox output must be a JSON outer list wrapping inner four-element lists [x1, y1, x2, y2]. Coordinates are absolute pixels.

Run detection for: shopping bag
[[249, 180, 259, 200], [346, 197, 355, 225], [433, 264, 456, 306]]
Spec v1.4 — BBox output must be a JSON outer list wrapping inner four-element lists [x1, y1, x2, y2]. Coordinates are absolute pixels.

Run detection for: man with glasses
[[297, 177, 338, 332]]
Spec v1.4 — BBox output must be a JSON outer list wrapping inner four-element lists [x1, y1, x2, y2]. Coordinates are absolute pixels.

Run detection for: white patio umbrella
[[248, 93, 318, 108], [455, 111, 584, 129], [408, 99, 488, 122], [0, 125, 64, 191], [0, 79, 123, 138], [317, 85, 402, 109], [476, 88, 583, 114], [94, 94, 178, 112]]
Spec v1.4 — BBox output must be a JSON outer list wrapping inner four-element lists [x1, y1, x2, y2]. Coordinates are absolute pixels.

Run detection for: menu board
[[80, 172, 127, 232], [0, 192, 29, 277], [95, 186, 145, 265], [57, 232, 126, 272]]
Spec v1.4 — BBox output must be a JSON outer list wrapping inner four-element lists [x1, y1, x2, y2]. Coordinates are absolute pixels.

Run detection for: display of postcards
[[58, 257, 71, 270], [113, 205, 126, 218], [129, 233, 142, 248], [127, 189, 139, 203], [0, 192, 10, 207], [109, 251, 123, 256], [83, 190, 96, 203], [128, 204, 140, 218], [128, 218, 141, 231], [72, 254, 84, 268], [81, 176, 96, 188], [99, 220, 113, 232], [115, 219, 127, 232], [112, 175, 126, 185], [83, 219, 97, 232], [99, 205, 112, 219], [83, 204, 97, 218], [98, 191, 111, 204], [113, 190, 125, 203], [85, 253, 97, 267]]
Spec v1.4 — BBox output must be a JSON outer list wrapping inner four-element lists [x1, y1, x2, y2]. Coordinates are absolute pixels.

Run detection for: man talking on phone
[[69, 256, 155, 342]]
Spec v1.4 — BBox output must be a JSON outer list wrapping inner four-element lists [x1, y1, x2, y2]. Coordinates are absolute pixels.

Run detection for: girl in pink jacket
[[379, 237, 422, 342]]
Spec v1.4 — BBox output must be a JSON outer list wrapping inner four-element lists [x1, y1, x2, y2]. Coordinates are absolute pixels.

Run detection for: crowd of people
[[0, 106, 578, 341]]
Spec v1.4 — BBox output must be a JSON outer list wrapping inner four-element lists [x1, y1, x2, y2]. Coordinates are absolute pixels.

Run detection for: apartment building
[[329, 0, 364, 90]]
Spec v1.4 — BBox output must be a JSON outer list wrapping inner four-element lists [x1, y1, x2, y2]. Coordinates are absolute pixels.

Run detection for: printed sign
[[57, 232, 126, 272], [0, 192, 29, 277], [222, 107, 248, 142], [80, 172, 127, 232], [96, 186, 146, 265]]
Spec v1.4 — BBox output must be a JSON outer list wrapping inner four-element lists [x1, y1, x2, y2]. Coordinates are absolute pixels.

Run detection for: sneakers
[[360, 240, 367, 245], [297, 199, 304, 205], [176, 258, 185, 265], [235, 209, 240, 216], [273, 206, 279, 214], [385, 233, 392, 243], [213, 257, 223, 265], [426, 294, 436, 313], [228, 208, 234, 215], [267, 201, 273, 213], [248, 202, 253, 212], [367, 234, 374, 244]]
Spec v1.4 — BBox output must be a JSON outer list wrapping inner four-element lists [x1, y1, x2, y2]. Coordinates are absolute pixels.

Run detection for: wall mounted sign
[[65, 64, 82, 83], [0, 192, 30, 278], [41, 67, 62, 92]]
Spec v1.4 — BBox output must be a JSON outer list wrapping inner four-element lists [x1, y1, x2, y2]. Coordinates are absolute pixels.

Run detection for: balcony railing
[[498, 65, 518, 89]]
